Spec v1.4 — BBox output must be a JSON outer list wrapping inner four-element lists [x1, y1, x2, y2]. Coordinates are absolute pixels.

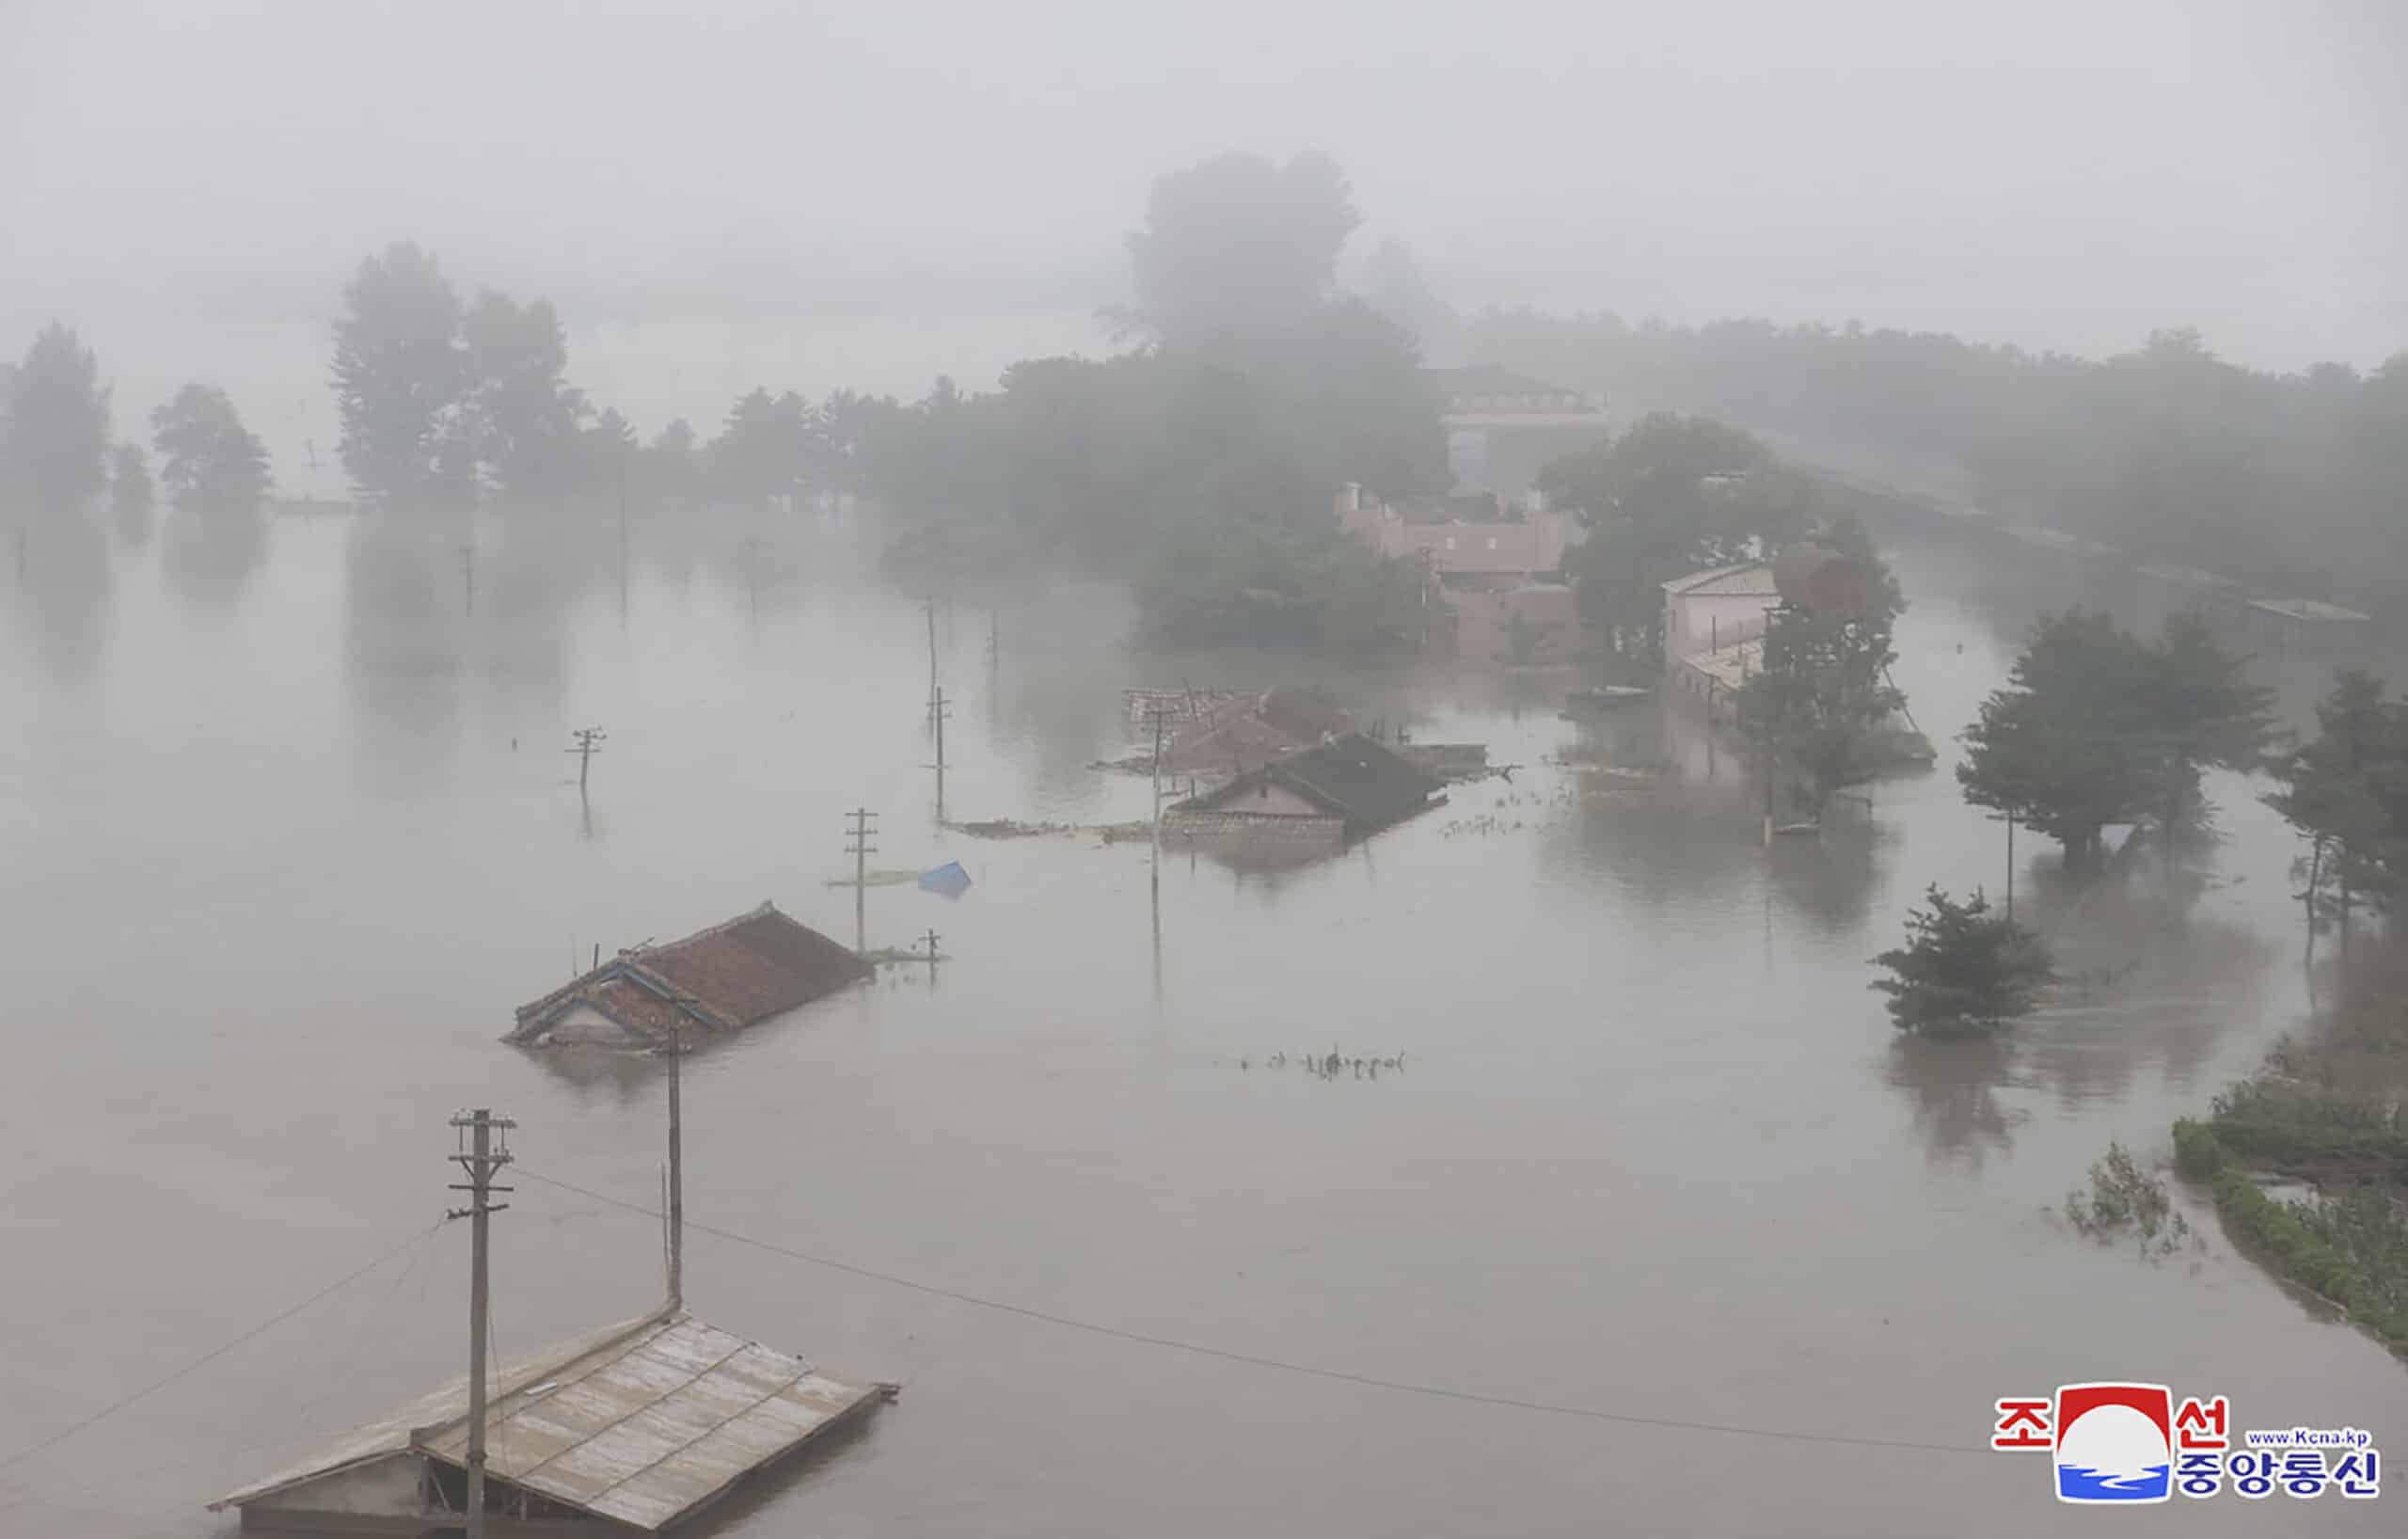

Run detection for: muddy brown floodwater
[[2, 508, 2402, 1537]]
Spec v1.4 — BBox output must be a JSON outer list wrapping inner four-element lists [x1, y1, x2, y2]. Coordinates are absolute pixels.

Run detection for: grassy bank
[[2172, 954, 2408, 1358]]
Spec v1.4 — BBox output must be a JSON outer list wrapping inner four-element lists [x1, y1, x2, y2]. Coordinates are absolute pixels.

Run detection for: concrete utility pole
[[925, 596, 940, 720], [1146, 704, 1174, 870], [930, 686, 950, 824], [568, 726, 607, 799], [666, 1021, 683, 1310], [447, 1108, 515, 1539], [845, 808, 878, 956]]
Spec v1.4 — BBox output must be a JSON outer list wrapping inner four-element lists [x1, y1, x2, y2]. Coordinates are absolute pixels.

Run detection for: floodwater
[[1, 506, 2402, 1538]]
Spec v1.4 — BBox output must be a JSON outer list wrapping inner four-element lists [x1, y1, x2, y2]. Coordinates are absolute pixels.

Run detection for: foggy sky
[[7, 0, 2404, 446]]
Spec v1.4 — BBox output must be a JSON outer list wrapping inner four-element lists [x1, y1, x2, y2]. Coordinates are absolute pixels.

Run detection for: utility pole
[[1146, 704, 1173, 867], [617, 439, 630, 621], [742, 537, 762, 627], [666, 1021, 683, 1310], [924, 928, 941, 990], [567, 726, 607, 800], [459, 543, 476, 616], [845, 808, 878, 956], [925, 596, 940, 720], [930, 686, 950, 824], [447, 1108, 515, 1539]]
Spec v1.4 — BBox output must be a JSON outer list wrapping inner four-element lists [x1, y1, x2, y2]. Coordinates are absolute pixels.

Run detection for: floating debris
[[1249, 1048, 1410, 1081]]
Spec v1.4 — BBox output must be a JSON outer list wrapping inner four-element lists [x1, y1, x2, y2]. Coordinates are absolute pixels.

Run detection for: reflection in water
[[162, 507, 271, 606], [345, 516, 464, 785], [1888, 1033, 2021, 1168], [9, 513, 112, 682], [10, 515, 2408, 1539]]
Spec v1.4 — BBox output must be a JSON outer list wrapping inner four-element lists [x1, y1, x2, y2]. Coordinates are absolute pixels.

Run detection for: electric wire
[[515, 1167, 1991, 1459], [0, 1215, 452, 1472]]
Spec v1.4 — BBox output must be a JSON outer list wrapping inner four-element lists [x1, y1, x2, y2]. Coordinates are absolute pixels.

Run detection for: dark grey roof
[[1188, 734, 1443, 833]]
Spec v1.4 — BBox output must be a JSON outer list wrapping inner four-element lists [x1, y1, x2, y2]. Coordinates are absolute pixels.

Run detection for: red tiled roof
[[510, 904, 868, 1045]]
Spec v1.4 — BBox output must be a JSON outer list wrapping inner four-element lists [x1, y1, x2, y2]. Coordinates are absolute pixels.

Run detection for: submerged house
[[1166, 733, 1444, 849], [1159, 686, 1354, 781], [510, 903, 869, 1050], [1662, 561, 1782, 720], [1335, 485, 1587, 664], [213, 1308, 886, 1535]]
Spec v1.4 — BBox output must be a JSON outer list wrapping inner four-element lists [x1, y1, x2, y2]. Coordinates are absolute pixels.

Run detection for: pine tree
[[1871, 886, 2055, 1038]]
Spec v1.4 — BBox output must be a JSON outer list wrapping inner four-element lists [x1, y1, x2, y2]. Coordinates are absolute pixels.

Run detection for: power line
[[0, 1216, 452, 1473], [514, 1169, 1988, 1459]]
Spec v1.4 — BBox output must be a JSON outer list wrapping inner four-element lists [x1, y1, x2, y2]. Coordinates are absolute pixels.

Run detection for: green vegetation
[[1535, 414, 1830, 661], [1735, 519, 1907, 818], [5, 323, 112, 516], [107, 443, 153, 541], [2064, 1143, 2193, 1259], [1870, 885, 2054, 1038], [1957, 611, 2273, 867], [150, 384, 270, 516], [860, 151, 1447, 650], [1467, 314, 2408, 609], [2170, 948, 2408, 1358], [2264, 671, 2408, 935]]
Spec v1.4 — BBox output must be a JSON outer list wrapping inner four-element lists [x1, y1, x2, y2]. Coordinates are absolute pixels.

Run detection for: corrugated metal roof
[[214, 1309, 883, 1531]]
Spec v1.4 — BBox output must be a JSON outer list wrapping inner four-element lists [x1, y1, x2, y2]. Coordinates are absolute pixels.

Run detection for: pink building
[[1337, 485, 1585, 663]]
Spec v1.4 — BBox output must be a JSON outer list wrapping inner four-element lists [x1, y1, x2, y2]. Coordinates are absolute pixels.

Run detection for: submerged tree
[[1120, 150, 1357, 347], [1735, 565, 1908, 820], [150, 384, 271, 515], [1871, 886, 2054, 1038], [1538, 414, 1782, 659], [8, 323, 112, 516], [1959, 610, 2270, 869], [2263, 670, 2408, 937], [108, 442, 154, 542], [460, 289, 588, 506], [333, 242, 469, 513], [2142, 611, 2276, 845]]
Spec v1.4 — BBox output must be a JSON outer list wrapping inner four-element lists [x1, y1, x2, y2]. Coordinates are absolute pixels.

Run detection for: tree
[[1361, 236, 1459, 357], [1958, 611, 2162, 867], [2264, 671, 2407, 936], [1961, 610, 2274, 867], [332, 242, 469, 513], [8, 323, 111, 516], [1871, 886, 2054, 1038], [1736, 560, 1908, 820], [150, 384, 271, 515], [461, 290, 588, 505], [1539, 414, 1781, 659], [641, 418, 706, 509], [2141, 612, 2276, 845], [108, 443, 154, 542], [710, 388, 816, 509], [1122, 151, 1357, 348]]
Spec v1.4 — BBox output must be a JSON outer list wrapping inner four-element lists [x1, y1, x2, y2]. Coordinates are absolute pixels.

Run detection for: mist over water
[[2, 510, 2402, 1536]]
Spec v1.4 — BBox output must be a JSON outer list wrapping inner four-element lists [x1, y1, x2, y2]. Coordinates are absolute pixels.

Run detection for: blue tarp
[[918, 861, 972, 897]]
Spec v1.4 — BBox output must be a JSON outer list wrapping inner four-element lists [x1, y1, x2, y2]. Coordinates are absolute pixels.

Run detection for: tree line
[[858, 151, 1449, 649], [1467, 310, 2408, 611], [330, 241, 898, 516], [2, 323, 271, 538]]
